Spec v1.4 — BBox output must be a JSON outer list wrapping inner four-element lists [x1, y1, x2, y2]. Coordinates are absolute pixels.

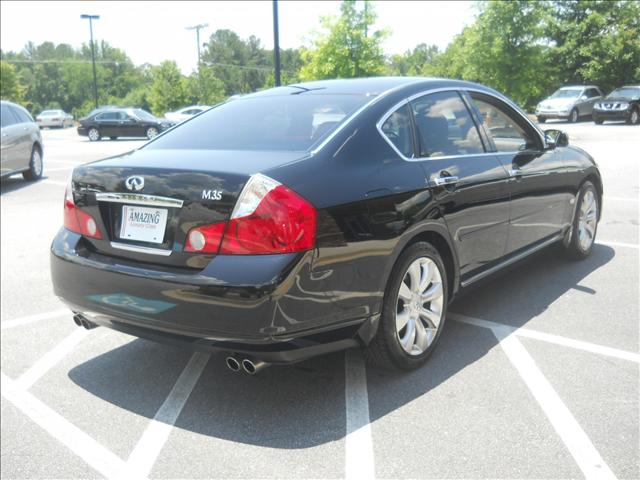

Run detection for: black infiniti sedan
[[51, 77, 602, 373], [77, 107, 175, 141]]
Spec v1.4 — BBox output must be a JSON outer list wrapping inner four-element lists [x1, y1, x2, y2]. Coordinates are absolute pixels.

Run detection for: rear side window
[[146, 94, 369, 152], [97, 112, 119, 120], [470, 97, 535, 152], [380, 104, 414, 158], [585, 88, 600, 98], [410, 91, 484, 157], [11, 106, 33, 124], [1, 104, 19, 127]]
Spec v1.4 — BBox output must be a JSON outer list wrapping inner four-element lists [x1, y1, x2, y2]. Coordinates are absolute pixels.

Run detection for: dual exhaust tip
[[225, 355, 269, 375], [73, 313, 97, 330]]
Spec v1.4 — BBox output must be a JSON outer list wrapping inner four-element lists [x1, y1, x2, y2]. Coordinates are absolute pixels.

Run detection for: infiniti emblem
[[125, 176, 144, 191]]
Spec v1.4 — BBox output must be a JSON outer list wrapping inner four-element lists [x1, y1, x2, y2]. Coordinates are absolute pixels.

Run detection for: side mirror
[[580, 95, 588, 101], [544, 129, 569, 149]]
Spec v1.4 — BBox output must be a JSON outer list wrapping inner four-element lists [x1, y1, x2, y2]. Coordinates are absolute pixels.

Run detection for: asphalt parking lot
[[1, 122, 638, 479]]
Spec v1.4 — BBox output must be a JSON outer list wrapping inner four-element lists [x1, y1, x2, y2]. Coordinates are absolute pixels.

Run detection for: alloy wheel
[[570, 109, 578, 123], [32, 149, 42, 177], [578, 189, 597, 251], [395, 257, 444, 356], [88, 128, 99, 141], [631, 109, 639, 125], [147, 127, 159, 139]]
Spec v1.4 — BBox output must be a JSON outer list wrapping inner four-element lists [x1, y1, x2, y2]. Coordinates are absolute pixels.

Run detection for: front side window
[[97, 112, 118, 121], [11, 106, 33, 124], [146, 94, 369, 152], [471, 97, 535, 152], [410, 91, 484, 157], [585, 88, 600, 98], [380, 104, 413, 158], [1, 104, 18, 128]]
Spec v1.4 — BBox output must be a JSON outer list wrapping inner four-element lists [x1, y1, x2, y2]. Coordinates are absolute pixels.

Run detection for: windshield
[[608, 87, 640, 99], [146, 94, 369, 152], [132, 109, 156, 121], [549, 89, 581, 99]]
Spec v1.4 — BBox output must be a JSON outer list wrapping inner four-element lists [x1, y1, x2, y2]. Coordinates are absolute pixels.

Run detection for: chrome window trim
[[95, 192, 184, 208], [376, 87, 546, 162], [110, 242, 173, 256], [309, 80, 424, 155]]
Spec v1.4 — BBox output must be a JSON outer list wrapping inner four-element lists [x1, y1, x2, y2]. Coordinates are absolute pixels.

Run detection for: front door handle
[[434, 175, 459, 186], [509, 169, 521, 177]]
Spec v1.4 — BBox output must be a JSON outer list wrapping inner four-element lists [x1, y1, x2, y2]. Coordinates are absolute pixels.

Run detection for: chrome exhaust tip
[[241, 358, 270, 375], [225, 356, 241, 372], [72, 314, 83, 327]]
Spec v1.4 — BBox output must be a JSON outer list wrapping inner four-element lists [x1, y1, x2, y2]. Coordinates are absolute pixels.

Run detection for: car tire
[[110, 137, 118, 140], [569, 108, 579, 123], [366, 241, 448, 371], [22, 145, 43, 181], [537, 116, 546, 124], [146, 127, 159, 140], [594, 118, 604, 125], [627, 107, 639, 125], [88, 128, 101, 142], [564, 181, 599, 260]]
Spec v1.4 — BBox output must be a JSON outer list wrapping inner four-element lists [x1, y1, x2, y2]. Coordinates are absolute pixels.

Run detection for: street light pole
[[186, 23, 209, 101], [272, 0, 281, 87], [80, 14, 100, 109]]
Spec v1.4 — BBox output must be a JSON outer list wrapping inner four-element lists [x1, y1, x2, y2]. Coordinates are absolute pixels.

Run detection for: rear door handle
[[434, 176, 459, 186]]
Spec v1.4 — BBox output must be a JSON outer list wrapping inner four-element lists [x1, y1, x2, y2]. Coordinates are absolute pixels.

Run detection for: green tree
[[148, 60, 188, 115], [186, 67, 226, 105], [300, 0, 388, 80], [548, 0, 640, 93], [388, 44, 439, 76], [0, 60, 26, 102]]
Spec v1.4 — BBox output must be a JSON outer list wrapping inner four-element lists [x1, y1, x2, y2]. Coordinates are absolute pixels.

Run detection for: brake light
[[184, 222, 225, 253], [63, 183, 102, 239], [219, 174, 316, 254]]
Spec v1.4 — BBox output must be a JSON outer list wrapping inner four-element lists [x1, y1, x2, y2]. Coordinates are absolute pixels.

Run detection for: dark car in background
[[51, 77, 602, 374], [592, 85, 640, 125], [77, 108, 175, 141], [1, 100, 44, 181]]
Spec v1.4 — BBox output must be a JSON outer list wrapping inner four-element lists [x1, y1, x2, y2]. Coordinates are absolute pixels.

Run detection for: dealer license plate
[[119, 205, 168, 244]]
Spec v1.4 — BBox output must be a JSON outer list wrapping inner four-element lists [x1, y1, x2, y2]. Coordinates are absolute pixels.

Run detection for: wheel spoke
[[414, 319, 429, 353], [407, 261, 421, 292], [396, 310, 410, 331], [398, 282, 412, 302], [421, 282, 442, 303], [400, 318, 416, 352], [584, 222, 594, 238], [419, 307, 441, 329], [418, 260, 433, 293]]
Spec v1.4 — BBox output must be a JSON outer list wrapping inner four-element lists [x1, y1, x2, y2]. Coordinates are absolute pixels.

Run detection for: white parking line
[[450, 314, 639, 363], [126, 352, 209, 478], [1, 372, 132, 479], [345, 349, 375, 480], [42, 179, 68, 186], [495, 331, 617, 480], [604, 196, 639, 203], [597, 240, 639, 249], [15, 328, 90, 390], [1, 309, 70, 330]]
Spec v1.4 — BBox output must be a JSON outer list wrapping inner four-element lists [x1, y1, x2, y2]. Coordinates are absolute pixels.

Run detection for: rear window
[[146, 94, 369, 152]]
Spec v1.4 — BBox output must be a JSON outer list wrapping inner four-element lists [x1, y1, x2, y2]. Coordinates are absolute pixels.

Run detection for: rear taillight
[[183, 174, 316, 255], [220, 174, 316, 254], [63, 182, 102, 239]]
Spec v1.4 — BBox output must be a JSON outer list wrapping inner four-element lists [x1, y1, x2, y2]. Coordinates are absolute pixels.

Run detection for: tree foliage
[[0, 60, 25, 102], [148, 60, 188, 115], [300, 0, 388, 80]]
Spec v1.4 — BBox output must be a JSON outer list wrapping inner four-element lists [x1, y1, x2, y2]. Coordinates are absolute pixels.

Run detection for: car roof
[[246, 77, 498, 98]]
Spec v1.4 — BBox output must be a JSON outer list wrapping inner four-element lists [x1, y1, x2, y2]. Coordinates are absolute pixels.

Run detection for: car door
[[1, 103, 21, 174], [96, 112, 118, 136], [467, 92, 569, 255], [583, 88, 602, 115], [404, 90, 511, 278], [7, 105, 34, 170]]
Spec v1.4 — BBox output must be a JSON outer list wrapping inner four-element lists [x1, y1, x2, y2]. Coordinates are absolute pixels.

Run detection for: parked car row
[[536, 84, 640, 125], [1, 100, 44, 181]]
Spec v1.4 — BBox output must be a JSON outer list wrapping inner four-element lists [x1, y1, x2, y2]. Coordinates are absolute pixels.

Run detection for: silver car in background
[[535, 85, 603, 123], [1, 101, 44, 181], [164, 105, 210, 123], [36, 109, 74, 128]]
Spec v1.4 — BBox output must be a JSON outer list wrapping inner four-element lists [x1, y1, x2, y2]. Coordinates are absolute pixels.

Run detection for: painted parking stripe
[[345, 349, 375, 480], [450, 314, 639, 363], [126, 352, 209, 478], [1, 309, 70, 330], [15, 328, 90, 390], [596, 240, 639, 249], [494, 329, 617, 480], [42, 179, 69, 186], [1, 372, 131, 479], [603, 196, 638, 203]]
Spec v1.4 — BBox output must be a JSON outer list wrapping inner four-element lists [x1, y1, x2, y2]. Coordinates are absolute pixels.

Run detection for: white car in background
[[535, 85, 603, 123], [164, 105, 210, 123], [36, 109, 74, 128]]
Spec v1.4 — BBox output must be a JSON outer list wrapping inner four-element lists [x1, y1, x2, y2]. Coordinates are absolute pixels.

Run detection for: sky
[[1, 1, 478, 74]]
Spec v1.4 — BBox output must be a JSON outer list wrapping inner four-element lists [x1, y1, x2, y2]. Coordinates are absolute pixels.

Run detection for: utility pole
[[80, 14, 100, 109], [186, 23, 209, 102], [272, 0, 281, 86]]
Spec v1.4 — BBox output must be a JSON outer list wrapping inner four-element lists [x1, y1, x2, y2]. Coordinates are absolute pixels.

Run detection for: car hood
[[538, 98, 576, 109], [603, 95, 639, 102]]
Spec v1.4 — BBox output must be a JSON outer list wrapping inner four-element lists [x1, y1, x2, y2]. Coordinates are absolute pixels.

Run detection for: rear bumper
[[77, 126, 88, 136], [50, 229, 377, 363]]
